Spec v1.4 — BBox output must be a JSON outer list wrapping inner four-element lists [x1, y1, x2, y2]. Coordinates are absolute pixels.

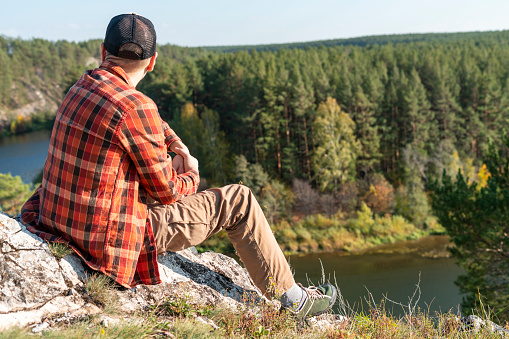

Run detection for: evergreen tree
[[431, 139, 509, 319]]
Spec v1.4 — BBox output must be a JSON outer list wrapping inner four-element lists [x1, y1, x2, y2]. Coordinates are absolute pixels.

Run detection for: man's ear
[[146, 52, 158, 72], [101, 42, 106, 62]]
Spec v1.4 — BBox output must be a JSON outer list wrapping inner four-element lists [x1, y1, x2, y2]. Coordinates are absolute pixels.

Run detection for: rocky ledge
[[0, 212, 347, 333], [2, 212, 508, 337]]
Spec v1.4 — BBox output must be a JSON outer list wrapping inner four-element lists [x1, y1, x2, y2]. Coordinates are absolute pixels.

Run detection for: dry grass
[[47, 242, 73, 260], [1, 303, 508, 338], [1, 271, 507, 338], [82, 273, 120, 314]]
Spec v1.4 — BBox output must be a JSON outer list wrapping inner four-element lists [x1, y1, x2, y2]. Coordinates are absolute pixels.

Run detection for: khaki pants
[[147, 184, 295, 296]]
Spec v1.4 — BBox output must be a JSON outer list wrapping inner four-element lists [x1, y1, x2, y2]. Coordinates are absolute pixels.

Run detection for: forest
[[1, 31, 509, 317], [1, 30, 509, 252]]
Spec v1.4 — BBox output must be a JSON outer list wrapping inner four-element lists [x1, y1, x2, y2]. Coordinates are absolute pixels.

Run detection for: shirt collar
[[99, 60, 134, 88]]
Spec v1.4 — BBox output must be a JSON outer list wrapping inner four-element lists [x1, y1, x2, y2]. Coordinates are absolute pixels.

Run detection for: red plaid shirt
[[21, 61, 200, 288]]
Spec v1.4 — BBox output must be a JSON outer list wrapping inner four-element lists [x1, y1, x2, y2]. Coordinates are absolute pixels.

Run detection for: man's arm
[[160, 118, 189, 155], [119, 104, 200, 204]]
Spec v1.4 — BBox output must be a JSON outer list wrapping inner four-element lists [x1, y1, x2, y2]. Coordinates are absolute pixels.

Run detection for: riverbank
[[0, 130, 445, 261], [198, 204, 445, 257]]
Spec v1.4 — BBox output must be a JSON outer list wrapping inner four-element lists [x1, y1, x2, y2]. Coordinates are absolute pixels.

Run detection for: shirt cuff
[[187, 170, 200, 194], [164, 132, 181, 151]]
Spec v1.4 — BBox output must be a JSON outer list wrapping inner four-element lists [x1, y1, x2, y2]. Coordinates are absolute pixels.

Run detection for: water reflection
[[289, 236, 464, 317]]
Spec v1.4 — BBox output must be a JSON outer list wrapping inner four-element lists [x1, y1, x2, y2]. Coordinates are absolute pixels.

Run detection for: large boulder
[[0, 212, 262, 330]]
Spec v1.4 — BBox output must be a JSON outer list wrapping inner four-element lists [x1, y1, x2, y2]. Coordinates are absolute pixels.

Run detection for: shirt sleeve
[[161, 118, 181, 150], [117, 100, 199, 204]]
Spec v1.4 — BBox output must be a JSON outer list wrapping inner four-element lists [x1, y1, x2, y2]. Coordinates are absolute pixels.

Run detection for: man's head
[[104, 13, 156, 60], [102, 13, 158, 75]]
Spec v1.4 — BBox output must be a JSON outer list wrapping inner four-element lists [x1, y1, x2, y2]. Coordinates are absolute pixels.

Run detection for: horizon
[[2, 0, 509, 47], [1, 28, 507, 49]]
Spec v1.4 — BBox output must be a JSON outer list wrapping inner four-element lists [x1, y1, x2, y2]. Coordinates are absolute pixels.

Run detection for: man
[[20, 13, 336, 320]]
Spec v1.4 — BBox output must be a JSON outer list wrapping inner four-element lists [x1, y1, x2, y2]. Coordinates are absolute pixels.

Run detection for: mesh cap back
[[104, 13, 156, 60]]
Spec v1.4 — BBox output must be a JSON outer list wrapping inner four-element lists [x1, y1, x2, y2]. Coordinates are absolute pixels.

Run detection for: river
[[0, 130, 51, 184], [289, 235, 464, 317], [0, 131, 465, 317]]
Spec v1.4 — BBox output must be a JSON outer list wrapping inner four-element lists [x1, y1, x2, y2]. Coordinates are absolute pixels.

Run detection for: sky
[[2, 0, 509, 47]]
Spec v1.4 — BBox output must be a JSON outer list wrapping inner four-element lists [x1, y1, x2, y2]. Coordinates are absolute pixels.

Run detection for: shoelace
[[297, 283, 325, 300]]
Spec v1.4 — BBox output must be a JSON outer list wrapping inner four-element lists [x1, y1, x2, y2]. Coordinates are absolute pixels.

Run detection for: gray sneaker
[[291, 283, 337, 321]]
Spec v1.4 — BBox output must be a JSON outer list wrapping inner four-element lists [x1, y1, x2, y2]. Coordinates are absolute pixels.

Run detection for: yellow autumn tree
[[312, 97, 360, 193], [476, 163, 491, 190]]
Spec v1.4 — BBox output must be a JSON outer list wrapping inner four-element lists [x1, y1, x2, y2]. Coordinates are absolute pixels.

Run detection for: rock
[[59, 254, 87, 287], [195, 316, 219, 329], [31, 321, 49, 333], [99, 315, 121, 328], [460, 315, 509, 337], [0, 295, 85, 330], [0, 213, 264, 330], [0, 215, 68, 314], [309, 314, 349, 331]]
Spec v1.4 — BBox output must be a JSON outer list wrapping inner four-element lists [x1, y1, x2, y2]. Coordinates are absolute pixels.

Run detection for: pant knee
[[223, 183, 253, 201], [232, 184, 252, 197]]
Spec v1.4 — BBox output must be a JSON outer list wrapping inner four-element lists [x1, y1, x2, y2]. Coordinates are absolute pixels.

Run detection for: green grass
[[47, 242, 74, 260]]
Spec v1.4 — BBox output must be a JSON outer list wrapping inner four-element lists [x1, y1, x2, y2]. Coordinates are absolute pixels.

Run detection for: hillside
[[201, 30, 509, 52], [2, 29, 509, 133]]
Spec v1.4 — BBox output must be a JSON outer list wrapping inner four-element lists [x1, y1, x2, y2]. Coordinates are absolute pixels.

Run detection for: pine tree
[[430, 139, 509, 319]]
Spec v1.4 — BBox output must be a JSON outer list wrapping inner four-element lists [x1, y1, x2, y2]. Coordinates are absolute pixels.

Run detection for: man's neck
[[124, 69, 146, 88]]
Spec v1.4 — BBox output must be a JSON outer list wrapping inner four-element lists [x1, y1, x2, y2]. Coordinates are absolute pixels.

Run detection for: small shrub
[[292, 179, 319, 214], [84, 273, 119, 313], [0, 172, 32, 216], [48, 242, 73, 260], [337, 181, 359, 213], [154, 294, 212, 318], [361, 174, 395, 214], [280, 227, 297, 241], [348, 203, 375, 237]]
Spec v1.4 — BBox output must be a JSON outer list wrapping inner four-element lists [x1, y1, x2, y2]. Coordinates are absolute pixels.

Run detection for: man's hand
[[172, 154, 185, 174], [169, 140, 189, 156], [174, 147, 199, 173]]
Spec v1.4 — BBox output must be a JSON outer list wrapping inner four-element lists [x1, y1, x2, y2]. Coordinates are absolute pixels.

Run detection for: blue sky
[[2, 0, 509, 47]]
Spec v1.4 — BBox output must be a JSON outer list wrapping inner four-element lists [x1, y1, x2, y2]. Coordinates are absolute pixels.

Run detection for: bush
[[336, 181, 359, 213], [0, 172, 32, 216], [361, 174, 395, 214], [348, 202, 375, 237], [395, 184, 431, 228], [291, 178, 319, 214]]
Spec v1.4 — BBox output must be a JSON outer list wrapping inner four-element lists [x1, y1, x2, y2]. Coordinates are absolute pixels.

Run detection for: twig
[[383, 272, 422, 318]]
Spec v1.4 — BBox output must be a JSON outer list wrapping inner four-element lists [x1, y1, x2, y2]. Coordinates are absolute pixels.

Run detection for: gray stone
[[0, 213, 264, 330], [0, 295, 85, 329], [0, 216, 67, 315], [59, 254, 86, 287], [31, 322, 49, 333], [460, 315, 509, 337]]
